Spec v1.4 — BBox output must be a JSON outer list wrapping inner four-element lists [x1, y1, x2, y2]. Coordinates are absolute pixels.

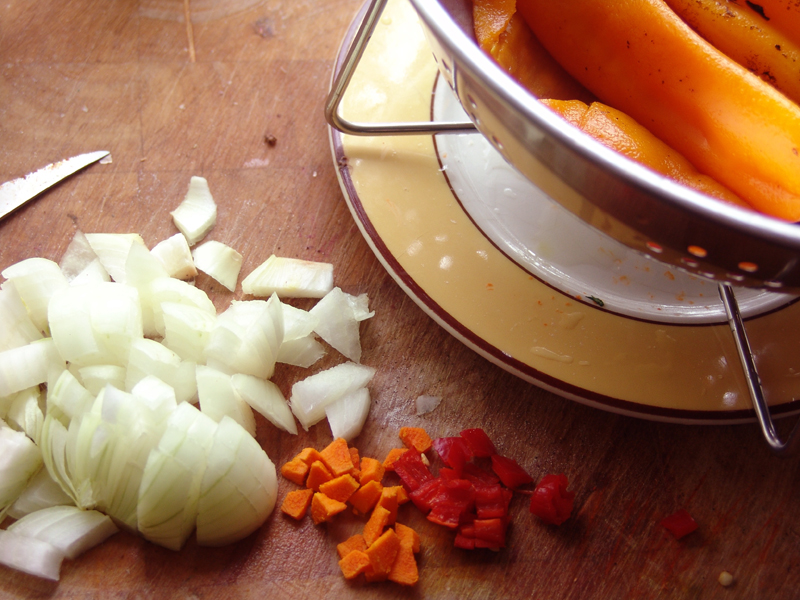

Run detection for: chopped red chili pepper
[[529, 473, 575, 525], [433, 437, 473, 476], [660, 509, 698, 540], [474, 484, 513, 519], [472, 518, 507, 549], [459, 428, 497, 457], [462, 462, 501, 487], [409, 478, 443, 512], [490, 454, 534, 489], [393, 447, 434, 492], [427, 479, 476, 529]]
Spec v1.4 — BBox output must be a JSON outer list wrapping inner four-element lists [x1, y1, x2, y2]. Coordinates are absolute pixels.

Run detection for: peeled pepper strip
[[741, 0, 800, 48], [541, 99, 748, 208], [518, 0, 800, 221], [664, 0, 800, 106], [473, 0, 594, 102]]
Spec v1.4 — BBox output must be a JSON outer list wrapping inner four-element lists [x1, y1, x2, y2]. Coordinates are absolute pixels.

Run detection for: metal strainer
[[325, 0, 800, 454]]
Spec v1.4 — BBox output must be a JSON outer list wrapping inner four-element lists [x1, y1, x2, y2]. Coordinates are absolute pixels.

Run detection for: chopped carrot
[[382, 448, 408, 471], [319, 473, 360, 503], [320, 438, 355, 477], [280, 457, 309, 486], [364, 565, 388, 583], [337, 534, 368, 559], [349, 447, 361, 479], [388, 543, 419, 586], [376, 486, 399, 525], [349, 480, 384, 515], [399, 427, 433, 453], [390, 485, 410, 505], [295, 447, 325, 466], [310, 492, 348, 525], [395, 522, 421, 553], [365, 528, 401, 577], [306, 460, 334, 491], [280, 488, 314, 520], [339, 550, 371, 580], [363, 505, 392, 546], [359, 457, 385, 486]]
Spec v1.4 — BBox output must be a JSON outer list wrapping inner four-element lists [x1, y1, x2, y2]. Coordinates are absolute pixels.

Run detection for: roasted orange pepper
[[541, 99, 748, 207], [517, 0, 800, 221], [740, 0, 800, 48], [473, 0, 594, 102], [665, 0, 800, 105]]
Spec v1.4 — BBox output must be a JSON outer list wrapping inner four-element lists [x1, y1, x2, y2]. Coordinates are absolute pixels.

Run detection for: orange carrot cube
[[382, 448, 408, 471], [318, 473, 360, 503], [306, 460, 334, 492], [280, 488, 314, 520], [295, 447, 324, 466], [320, 438, 355, 477], [338, 550, 371, 580], [363, 505, 392, 547], [349, 480, 384, 515], [280, 457, 309, 486], [337, 534, 368, 559], [310, 492, 347, 525], [365, 528, 401, 577], [359, 457, 385, 486], [399, 427, 433, 453]]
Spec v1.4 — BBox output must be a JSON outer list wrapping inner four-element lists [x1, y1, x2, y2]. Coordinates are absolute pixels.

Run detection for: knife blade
[[0, 150, 110, 221]]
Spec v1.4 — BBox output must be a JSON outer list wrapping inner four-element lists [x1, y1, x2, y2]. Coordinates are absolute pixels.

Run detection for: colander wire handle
[[719, 282, 800, 455], [325, 0, 477, 136]]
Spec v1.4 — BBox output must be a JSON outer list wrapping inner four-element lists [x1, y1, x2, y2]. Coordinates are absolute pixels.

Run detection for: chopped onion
[[276, 335, 326, 368], [309, 287, 372, 363], [0, 530, 64, 581], [325, 387, 370, 442], [137, 403, 216, 550], [241, 255, 333, 298], [0, 283, 43, 352], [231, 373, 297, 434], [78, 365, 126, 396], [8, 505, 118, 560], [46, 370, 94, 423], [196, 366, 256, 437], [150, 233, 197, 280], [0, 338, 62, 398], [192, 240, 242, 292], [289, 362, 376, 430], [146, 277, 216, 336], [2, 257, 69, 334], [415, 394, 442, 415], [170, 176, 217, 245], [7, 386, 45, 445], [8, 467, 74, 519], [84, 233, 146, 284], [125, 339, 197, 404], [195, 416, 277, 546], [0, 426, 43, 517], [204, 296, 283, 380], [60, 230, 110, 285]]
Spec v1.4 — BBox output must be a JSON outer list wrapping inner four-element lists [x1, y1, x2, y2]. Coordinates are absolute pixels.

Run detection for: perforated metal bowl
[[404, 0, 800, 291]]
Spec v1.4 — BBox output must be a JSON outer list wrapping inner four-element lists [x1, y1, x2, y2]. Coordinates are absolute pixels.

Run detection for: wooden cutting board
[[1, 1, 799, 598]]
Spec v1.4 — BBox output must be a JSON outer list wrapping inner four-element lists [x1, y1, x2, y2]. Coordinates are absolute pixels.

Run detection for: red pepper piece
[[438, 467, 458, 480], [473, 518, 507, 549], [427, 479, 476, 529], [409, 478, 443, 512], [660, 509, 698, 540], [393, 447, 434, 492], [490, 454, 534, 489], [475, 484, 513, 519], [529, 473, 575, 525], [433, 437, 473, 476], [460, 428, 497, 457], [462, 462, 501, 487]]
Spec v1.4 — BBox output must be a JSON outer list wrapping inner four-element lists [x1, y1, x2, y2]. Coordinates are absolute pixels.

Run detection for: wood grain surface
[[1, 1, 799, 598]]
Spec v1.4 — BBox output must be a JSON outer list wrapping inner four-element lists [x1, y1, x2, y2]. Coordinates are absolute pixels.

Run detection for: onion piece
[[7, 505, 118, 560], [0, 283, 43, 352], [46, 370, 94, 424], [125, 338, 197, 404], [137, 403, 216, 550], [196, 366, 256, 437], [2, 258, 69, 334], [84, 233, 146, 284], [161, 301, 216, 363], [8, 467, 74, 519], [60, 230, 110, 285], [150, 233, 197, 280], [192, 240, 242, 292], [0, 530, 64, 581], [77, 365, 126, 397], [309, 287, 371, 363], [241, 255, 333, 298], [7, 387, 45, 445], [196, 416, 277, 547], [170, 176, 217, 245], [204, 296, 283, 380], [231, 373, 297, 434], [415, 394, 442, 415], [289, 362, 376, 431], [276, 335, 326, 368], [0, 338, 63, 398], [146, 277, 216, 337], [325, 387, 370, 442], [0, 426, 43, 517]]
